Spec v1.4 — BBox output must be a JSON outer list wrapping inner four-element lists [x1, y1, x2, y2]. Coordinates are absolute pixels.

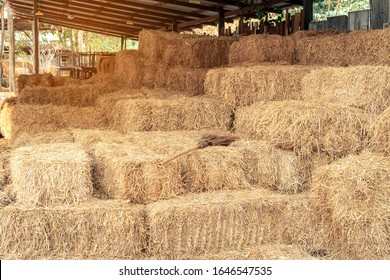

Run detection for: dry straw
[[146, 188, 311, 259], [0, 200, 146, 259], [229, 34, 296, 65], [296, 29, 390, 66], [97, 57, 116, 75], [16, 73, 54, 94], [0, 101, 107, 139], [183, 146, 250, 193], [139, 29, 235, 68], [231, 140, 304, 193], [310, 151, 390, 259], [114, 50, 144, 88], [109, 97, 231, 133], [0, 190, 12, 207], [235, 100, 370, 158], [10, 143, 93, 207], [93, 142, 184, 204], [165, 66, 208, 96], [301, 66, 390, 115], [190, 244, 315, 260], [369, 107, 390, 156], [205, 65, 314, 108], [12, 130, 74, 147], [19, 83, 118, 107], [51, 76, 82, 87]]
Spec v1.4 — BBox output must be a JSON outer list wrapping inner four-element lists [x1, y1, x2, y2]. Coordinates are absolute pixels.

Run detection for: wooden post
[[285, 8, 290, 36], [33, 0, 40, 74], [0, 5, 5, 88], [303, 0, 313, 30], [172, 19, 178, 32], [8, 8, 15, 92], [120, 36, 125, 50], [218, 8, 225, 36]]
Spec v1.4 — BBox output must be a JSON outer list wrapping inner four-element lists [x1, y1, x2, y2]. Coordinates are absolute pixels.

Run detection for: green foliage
[[313, 0, 370, 21], [236, 0, 284, 24]]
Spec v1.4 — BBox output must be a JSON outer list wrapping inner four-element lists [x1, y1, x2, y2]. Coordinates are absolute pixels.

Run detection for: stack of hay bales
[[369, 107, 390, 156], [137, 30, 237, 95], [310, 152, 390, 259], [97, 57, 116, 75]]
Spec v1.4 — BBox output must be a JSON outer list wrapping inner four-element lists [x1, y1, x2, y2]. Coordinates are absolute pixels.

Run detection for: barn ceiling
[[6, 0, 303, 38]]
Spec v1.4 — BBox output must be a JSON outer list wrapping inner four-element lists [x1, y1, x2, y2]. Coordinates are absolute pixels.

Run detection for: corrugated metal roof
[[7, 0, 301, 38]]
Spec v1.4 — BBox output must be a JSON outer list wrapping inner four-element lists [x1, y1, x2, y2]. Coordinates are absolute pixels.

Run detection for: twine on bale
[[159, 134, 240, 165]]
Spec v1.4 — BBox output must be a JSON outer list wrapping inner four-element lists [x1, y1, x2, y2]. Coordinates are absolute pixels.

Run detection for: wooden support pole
[[0, 5, 5, 88], [303, 0, 313, 30], [33, 0, 40, 74], [7, 8, 15, 92], [172, 19, 178, 32], [218, 8, 225, 36], [121, 36, 125, 50], [285, 8, 290, 36]]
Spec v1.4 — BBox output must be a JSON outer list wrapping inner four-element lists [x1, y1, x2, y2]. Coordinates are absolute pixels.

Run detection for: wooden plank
[[8, 8, 15, 92]]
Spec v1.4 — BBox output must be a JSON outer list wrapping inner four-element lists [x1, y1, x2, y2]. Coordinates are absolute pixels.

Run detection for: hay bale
[[109, 97, 231, 133], [165, 66, 207, 96], [97, 57, 116, 75], [310, 151, 390, 259], [19, 83, 118, 107], [235, 100, 370, 158], [16, 73, 54, 95], [10, 143, 93, 207], [92, 142, 184, 204], [369, 107, 390, 156], [146, 189, 311, 259], [301, 66, 390, 115], [229, 34, 296, 65], [12, 130, 74, 147], [191, 244, 315, 260], [183, 146, 250, 193], [139, 29, 236, 68], [0, 102, 107, 139], [205, 65, 314, 108], [114, 50, 144, 88], [296, 29, 390, 66], [231, 140, 304, 193], [0, 200, 145, 259]]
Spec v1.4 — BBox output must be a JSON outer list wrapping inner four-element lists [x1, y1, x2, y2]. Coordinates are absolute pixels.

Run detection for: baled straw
[[12, 130, 74, 147], [205, 65, 314, 108], [229, 34, 296, 65], [231, 140, 304, 193], [97, 57, 116, 74], [19, 83, 118, 107], [10, 143, 93, 207], [191, 244, 315, 260], [93, 142, 184, 204], [1, 103, 108, 139], [0, 200, 146, 259], [165, 66, 207, 96], [235, 100, 370, 158], [146, 188, 311, 259], [16, 73, 54, 94], [114, 50, 144, 88], [296, 29, 390, 66], [301, 66, 390, 115], [0, 190, 12, 207], [369, 107, 390, 156], [109, 97, 231, 133], [183, 146, 250, 193], [310, 151, 390, 259], [139, 29, 235, 68]]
